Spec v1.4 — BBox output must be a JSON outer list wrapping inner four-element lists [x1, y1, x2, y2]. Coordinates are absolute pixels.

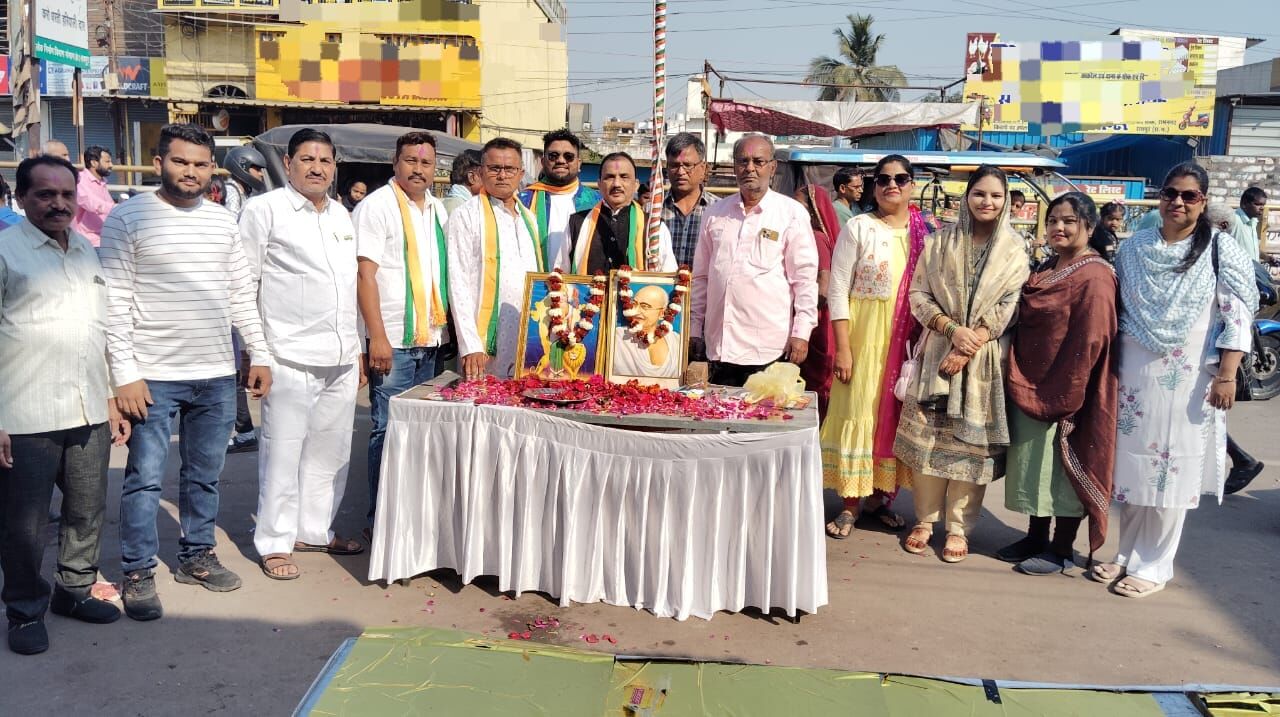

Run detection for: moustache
[[44, 210, 72, 218]]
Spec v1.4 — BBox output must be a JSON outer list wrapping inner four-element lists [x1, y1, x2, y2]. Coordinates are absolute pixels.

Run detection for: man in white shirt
[[240, 128, 363, 580], [100, 124, 272, 621], [0, 156, 131, 655], [354, 131, 449, 532], [447, 137, 545, 380], [1236, 186, 1268, 258]]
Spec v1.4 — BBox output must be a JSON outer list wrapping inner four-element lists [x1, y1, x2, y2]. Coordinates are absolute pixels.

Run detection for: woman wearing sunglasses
[[1000, 192, 1118, 575], [821, 155, 928, 539], [1096, 163, 1258, 598], [894, 165, 1029, 562]]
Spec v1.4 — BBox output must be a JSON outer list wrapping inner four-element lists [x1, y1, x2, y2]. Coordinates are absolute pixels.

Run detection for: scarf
[[799, 186, 841, 419], [872, 207, 929, 461], [389, 179, 448, 346], [477, 191, 544, 356], [1007, 254, 1118, 554], [572, 202, 645, 274], [522, 180, 600, 266], [909, 200, 1030, 447], [1117, 227, 1258, 356]]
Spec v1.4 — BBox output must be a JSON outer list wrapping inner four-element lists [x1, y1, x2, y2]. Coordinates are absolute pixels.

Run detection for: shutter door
[[83, 99, 119, 159], [1229, 106, 1280, 157], [47, 98, 80, 160]]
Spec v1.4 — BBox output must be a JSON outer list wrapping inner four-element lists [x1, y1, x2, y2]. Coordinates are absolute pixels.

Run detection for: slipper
[[1111, 576, 1165, 599], [294, 537, 364, 555], [1087, 562, 1125, 585], [941, 534, 969, 563], [856, 505, 906, 533], [260, 554, 299, 581], [903, 525, 932, 555], [825, 511, 856, 540]]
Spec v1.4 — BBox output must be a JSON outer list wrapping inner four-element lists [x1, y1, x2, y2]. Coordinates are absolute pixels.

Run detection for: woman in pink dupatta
[[820, 155, 928, 538], [794, 185, 839, 420]]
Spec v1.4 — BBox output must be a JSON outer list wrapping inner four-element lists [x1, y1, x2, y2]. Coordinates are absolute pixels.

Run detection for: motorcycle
[[1246, 276, 1280, 400]]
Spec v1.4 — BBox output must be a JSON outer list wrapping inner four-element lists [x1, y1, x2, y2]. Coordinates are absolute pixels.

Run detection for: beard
[[95, 166, 112, 179], [161, 172, 208, 201]]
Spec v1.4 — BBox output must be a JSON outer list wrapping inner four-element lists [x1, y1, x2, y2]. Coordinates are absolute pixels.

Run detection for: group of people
[[0, 120, 1267, 657]]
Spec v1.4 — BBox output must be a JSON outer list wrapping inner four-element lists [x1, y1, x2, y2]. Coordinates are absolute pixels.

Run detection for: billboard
[[34, 0, 90, 69], [962, 33, 1220, 136]]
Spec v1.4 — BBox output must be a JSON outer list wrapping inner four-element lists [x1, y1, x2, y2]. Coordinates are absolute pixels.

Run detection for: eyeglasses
[[874, 173, 914, 188], [545, 151, 576, 162], [635, 301, 661, 312], [1159, 187, 1204, 204], [668, 161, 704, 174], [734, 157, 774, 169], [485, 165, 522, 177]]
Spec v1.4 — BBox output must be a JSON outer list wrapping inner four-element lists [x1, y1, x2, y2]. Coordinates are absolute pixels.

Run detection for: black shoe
[[1225, 461, 1265, 495], [226, 432, 258, 454], [1014, 551, 1075, 576], [7, 619, 49, 655], [122, 570, 164, 621], [175, 550, 242, 592], [50, 587, 121, 624], [995, 536, 1048, 563]]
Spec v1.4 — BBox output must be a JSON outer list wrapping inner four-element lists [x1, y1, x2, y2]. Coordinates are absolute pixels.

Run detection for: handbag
[[894, 337, 925, 402]]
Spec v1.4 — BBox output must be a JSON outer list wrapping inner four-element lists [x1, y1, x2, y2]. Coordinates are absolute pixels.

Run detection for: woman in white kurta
[[1098, 162, 1258, 598]]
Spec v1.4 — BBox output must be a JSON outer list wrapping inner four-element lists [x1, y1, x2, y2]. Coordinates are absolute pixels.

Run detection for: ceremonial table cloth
[[367, 384, 827, 621]]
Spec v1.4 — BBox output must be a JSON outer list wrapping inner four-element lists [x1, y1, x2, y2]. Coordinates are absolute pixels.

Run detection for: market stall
[[366, 374, 827, 621]]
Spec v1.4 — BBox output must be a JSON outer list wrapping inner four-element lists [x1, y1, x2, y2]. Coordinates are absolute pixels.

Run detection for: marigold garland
[[546, 269, 608, 348], [617, 265, 692, 348]]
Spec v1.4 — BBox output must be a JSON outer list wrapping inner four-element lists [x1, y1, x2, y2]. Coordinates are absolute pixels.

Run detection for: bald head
[[635, 285, 668, 331], [42, 140, 70, 162]]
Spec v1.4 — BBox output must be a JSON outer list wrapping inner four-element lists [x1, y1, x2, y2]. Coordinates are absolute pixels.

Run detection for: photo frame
[[515, 272, 608, 381], [603, 269, 692, 389]]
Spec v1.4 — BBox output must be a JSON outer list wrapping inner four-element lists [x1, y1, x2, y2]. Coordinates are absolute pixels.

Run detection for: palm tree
[[806, 14, 907, 102]]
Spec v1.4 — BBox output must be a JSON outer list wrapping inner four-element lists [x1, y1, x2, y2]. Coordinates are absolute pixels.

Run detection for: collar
[[600, 201, 630, 218], [284, 182, 332, 213], [79, 167, 107, 186], [665, 188, 713, 208], [447, 184, 473, 199], [733, 188, 772, 215], [20, 218, 86, 252], [487, 193, 520, 216]]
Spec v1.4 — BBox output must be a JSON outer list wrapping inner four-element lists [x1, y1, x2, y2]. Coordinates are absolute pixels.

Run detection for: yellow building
[[153, 0, 567, 143]]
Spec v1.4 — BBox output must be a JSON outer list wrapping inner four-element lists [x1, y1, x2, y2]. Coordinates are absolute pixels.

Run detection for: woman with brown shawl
[[894, 166, 1030, 563], [999, 192, 1118, 575]]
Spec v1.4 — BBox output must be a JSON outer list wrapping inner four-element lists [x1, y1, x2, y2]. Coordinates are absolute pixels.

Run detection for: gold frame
[[602, 270, 692, 389], [514, 272, 608, 381]]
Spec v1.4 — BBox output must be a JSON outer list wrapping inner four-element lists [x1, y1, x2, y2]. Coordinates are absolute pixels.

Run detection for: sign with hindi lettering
[[961, 33, 1220, 136], [34, 0, 90, 69]]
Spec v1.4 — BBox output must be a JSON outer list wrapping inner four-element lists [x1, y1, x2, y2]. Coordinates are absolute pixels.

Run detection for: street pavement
[[3, 394, 1279, 714]]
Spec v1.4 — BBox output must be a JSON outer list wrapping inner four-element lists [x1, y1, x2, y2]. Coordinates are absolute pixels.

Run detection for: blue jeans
[[119, 376, 237, 573], [367, 347, 440, 523]]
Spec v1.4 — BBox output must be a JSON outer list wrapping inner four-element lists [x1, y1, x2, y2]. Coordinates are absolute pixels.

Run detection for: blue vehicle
[[1248, 278, 1280, 400]]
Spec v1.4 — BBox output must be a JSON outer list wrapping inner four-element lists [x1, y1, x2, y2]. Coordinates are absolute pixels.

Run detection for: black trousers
[[0, 423, 111, 623], [708, 356, 782, 388]]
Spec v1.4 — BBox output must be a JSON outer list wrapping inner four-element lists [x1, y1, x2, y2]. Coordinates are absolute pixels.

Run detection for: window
[[325, 32, 342, 43]]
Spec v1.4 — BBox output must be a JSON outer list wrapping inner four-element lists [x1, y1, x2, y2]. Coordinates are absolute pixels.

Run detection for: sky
[[565, 0, 1280, 125]]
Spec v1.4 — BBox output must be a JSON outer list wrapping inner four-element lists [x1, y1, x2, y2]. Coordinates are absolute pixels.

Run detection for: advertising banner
[[962, 33, 1220, 136], [34, 0, 90, 69]]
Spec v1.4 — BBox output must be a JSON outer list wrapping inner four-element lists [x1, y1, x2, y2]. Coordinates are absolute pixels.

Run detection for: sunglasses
[[1159, 187, 1204, 204], [874, 173, 913, 188], [545, 151, 576, 162]]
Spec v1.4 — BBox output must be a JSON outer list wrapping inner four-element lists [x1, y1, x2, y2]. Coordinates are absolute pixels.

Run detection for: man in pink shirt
[[691, 134, 819, 387], [73, 146, 115, 247]]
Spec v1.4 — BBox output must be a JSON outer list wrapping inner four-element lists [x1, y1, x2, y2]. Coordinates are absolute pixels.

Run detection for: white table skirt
[[367, 398, 828, 621]]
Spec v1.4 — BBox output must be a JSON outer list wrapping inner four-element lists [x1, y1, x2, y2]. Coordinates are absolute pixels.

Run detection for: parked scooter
[[1246, 277, 1280, 400]]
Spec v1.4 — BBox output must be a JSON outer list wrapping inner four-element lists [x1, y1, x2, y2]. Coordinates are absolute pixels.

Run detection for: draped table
[[367, 375, 827, 621]]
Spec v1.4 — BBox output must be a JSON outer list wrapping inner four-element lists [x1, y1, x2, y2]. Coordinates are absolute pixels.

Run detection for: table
[[366, 375, 828, 621]]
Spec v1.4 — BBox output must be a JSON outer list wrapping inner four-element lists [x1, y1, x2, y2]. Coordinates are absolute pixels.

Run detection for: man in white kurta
[[240, 130, 362, 577], [447, 138, 542, 380]]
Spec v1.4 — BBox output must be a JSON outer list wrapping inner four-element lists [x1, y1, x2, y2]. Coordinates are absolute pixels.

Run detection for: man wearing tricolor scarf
[[447, 138, 544, 380], [560, 152, 676, 275], [353, 132, 450, 532], [518, 129, 599, 269]]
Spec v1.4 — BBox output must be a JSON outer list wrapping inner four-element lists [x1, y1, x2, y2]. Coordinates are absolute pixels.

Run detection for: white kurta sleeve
[[656, 223, 678, 272], [238, 197, 272, 283], [826, 217, 863, 323], [446, 205, 485, 357]]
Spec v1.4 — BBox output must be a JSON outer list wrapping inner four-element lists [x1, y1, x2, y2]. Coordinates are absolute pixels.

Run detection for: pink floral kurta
[[1112, 282, 1251, 508]]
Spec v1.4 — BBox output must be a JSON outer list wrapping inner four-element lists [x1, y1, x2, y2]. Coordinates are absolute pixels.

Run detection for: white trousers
[[1111, 502, 1188, 585], [254, 359, 358, 556]]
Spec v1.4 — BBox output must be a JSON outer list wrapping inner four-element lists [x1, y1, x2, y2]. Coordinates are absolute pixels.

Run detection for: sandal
[[1087, 562, 1125, 585], [825, 511, 856, 540], [1112, 576, 1165, 599], [903, 525, 932, 554], [294, 537, 364, 555], [260, 553, 299, 581], [856, 505, 906, 533], [942, 534, 969, 563]]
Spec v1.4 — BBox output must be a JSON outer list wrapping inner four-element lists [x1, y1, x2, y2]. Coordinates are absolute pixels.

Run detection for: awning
[[125, 94, 480, 114], [708, 98, 980, 139]]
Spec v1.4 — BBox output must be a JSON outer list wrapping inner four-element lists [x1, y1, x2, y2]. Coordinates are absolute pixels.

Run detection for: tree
[[805, 14, 907, 102]]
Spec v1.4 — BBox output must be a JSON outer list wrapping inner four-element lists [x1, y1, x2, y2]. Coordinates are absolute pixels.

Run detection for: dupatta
[[872, 207, 928, 461]]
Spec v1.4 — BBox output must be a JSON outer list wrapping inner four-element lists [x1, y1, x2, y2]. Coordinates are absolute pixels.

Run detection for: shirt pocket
[[746, 227, 783, 272]]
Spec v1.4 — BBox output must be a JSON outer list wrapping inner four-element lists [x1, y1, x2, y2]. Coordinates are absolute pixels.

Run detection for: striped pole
[[645, 0, 667, 271]]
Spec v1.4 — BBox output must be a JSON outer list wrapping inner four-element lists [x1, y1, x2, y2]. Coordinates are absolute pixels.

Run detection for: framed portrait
[[603, 269, 692, 389], [515, 272, 608, 380]]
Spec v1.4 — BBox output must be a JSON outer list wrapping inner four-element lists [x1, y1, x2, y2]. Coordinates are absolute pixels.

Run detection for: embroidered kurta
[[446, 194, 540, 378]]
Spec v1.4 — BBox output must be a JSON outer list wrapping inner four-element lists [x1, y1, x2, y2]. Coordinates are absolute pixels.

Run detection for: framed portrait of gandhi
[[515, 271, 608, 381], [603, 268, 693, 389]]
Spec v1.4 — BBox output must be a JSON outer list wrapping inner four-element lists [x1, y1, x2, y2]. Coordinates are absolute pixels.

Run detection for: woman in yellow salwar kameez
[[821, 155, 928, 538]]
